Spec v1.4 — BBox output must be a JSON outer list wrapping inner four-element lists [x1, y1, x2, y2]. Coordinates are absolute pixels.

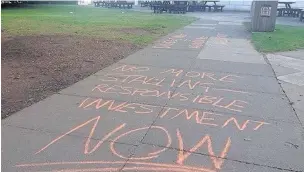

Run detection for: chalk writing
[[189, 36, 208, 49], [15, 63, 272, 172], [160, 107, 269, 131], [98, 74, 243, 93], [216, 33, 228, 45], [16, 161, 215, 172], [110, 126, 172, 160], [100, 73, 167, 87], [153, 34, 187, 49], [79, 98, 269, 131], [172, 34, 187, 39], [176, 129, 231, 170], [80, 97, 157, 114], [92, 84, 188, 99], [31, 116, 231, 171], [91, 84, 249, 112], [161, 68, 242, 82], [112, 64, 150, 72], [106, 65, 243, 85]]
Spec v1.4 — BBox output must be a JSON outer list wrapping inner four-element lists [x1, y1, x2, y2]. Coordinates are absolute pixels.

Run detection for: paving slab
[[215, 23, 251, 39], [2, 125, 135, 172], [280, 81, 304, 124], [60, 74, 177, 106], [192, 59, 274, 76], [150, 31, 209, 51], [270, 64, 301, 76], [276, 49, 304, 60], [125, 144, 218, 171], [267, 54, 304, 72], [82, 63, 281, 95], [183, 21, 249, 40], [197, 38, 265, 64], [141, 109, 304, 171], [267, 52, 304, 125], [3, 94, 163, 145], [169, 87, 298, 123], [294, 108, 304, 126], [126, 144, 297, 172], [278, 72, 304, 86], [176, 70, 283, 94], [93, 63, 185, 79], [119, 48, 198, 69], [59, 63, 184, 106]]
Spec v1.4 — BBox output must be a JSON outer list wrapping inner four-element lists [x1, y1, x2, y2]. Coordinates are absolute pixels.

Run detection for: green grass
[[252, 25, 304, 52], [1, 5, 196, 45]]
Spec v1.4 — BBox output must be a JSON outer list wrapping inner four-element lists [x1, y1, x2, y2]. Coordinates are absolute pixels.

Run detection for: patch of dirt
[[120, 28, 152, 36], [1, 30, 14, 42], [1, 34, 139, 118]]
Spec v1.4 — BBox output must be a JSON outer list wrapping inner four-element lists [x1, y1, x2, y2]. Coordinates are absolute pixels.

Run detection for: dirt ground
[[1, 33, 139, 118]]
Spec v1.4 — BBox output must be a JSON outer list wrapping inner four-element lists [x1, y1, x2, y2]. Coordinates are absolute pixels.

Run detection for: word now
[[35, 116, 230, 170]]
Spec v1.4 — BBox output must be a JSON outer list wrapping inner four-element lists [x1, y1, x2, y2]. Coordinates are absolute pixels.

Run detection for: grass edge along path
[[251, 24, 304, 53], [2, 5, 197, 46]]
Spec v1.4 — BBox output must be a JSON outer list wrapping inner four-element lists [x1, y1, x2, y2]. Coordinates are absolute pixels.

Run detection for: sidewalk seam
[[262, 53, 304, 127]]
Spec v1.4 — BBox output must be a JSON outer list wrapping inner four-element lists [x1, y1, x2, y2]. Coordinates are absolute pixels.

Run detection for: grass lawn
[[1, 5, 196, 45], [1, 5, 196, 118], [251, 25, 304, 52]]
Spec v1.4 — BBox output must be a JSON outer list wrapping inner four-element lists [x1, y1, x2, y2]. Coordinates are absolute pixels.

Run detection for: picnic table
[[202, 0, 220, 5], [277, 1, 302, 17], [152, 1, 187, 14], [93, 1, 134, 9], [278, 1, 295, 8], [187, 1, 224, 12], [202, 0, 224, 12]]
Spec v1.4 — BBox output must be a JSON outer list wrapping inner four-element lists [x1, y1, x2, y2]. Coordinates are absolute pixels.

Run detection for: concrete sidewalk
[[2, 17, 304, 172], [267, 50, 304, 126]]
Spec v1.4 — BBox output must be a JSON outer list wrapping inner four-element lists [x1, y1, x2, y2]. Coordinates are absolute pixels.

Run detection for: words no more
[[112, 65, 242, 83]]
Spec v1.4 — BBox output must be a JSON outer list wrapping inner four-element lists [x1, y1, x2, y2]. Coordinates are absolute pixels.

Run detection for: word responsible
[[92, 83, 248, 113]]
